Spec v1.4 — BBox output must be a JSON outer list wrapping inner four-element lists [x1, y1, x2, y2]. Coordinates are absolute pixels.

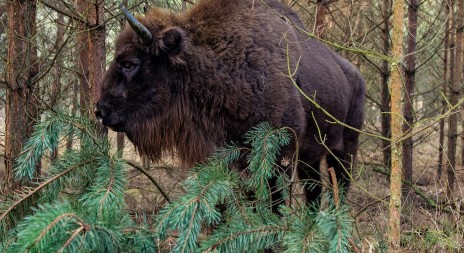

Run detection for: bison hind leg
[[297, 159, 323, 207], [326, 151, 352, 196]]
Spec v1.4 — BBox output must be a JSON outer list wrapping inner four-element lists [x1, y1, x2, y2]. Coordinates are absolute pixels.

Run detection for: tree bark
[[66, 81, 79, 151], [459, 0, 464, 176], [75, 0, 107, 143], [3, 0, 38, 195], [117, 133, 125, 157], [315, 0, 329, 38], [76, 0, 101, 118], [381, 0, 392, 169], [116, 0, 127, 157], [402, 0, 419, 200], [447, 0, 463, 197], [50, 12, 65, 162], [86, 0, 106, 110], [438, 0, 451, 181], [50, 12, 65, 108], [388, 0, 405, 251], [76, 3, 90, 118]]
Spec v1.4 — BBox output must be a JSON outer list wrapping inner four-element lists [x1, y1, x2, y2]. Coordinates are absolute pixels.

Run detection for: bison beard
[[96, 0, 365, 210]]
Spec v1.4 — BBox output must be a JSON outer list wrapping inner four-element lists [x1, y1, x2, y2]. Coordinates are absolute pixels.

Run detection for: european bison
[[95, 0, 365, 208]]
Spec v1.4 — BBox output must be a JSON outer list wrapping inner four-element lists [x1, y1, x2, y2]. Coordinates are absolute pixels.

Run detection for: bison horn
[[121, 5, 153, 46]]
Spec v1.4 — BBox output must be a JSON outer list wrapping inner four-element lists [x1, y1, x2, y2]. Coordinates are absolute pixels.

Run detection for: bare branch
[[40, 0, 91, 27], [124, 159, 171, 204]]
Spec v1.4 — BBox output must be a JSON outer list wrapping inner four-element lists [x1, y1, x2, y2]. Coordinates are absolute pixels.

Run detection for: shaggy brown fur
[[96, 0, 365, 206]]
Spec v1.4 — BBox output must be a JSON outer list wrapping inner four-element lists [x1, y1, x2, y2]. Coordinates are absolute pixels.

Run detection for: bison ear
[[156, 27, 185, 65]]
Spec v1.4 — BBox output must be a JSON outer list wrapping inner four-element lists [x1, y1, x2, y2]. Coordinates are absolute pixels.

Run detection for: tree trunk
[[459, 0, 464, 175], [116, 0, 127, 157], [76, 11, 90, 118], [66, 81, 79, 151], [402, 0, 419, 200], [3, 0, 38, 195], [86, 1, 106, 110], [438, 0, 451, 181], [447, 0, 463, 197], [381, 0, 392, 169], [315, 0, 329, 38], [388, 0, 405, 251], [117, 133, 125, 157], [75, 0, 107, 144], [50, 12, 65, 162], [50, 12, 65, 107]]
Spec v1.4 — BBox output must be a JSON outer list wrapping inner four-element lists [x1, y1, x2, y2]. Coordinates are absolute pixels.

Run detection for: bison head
[[95, 7, 186, 134]]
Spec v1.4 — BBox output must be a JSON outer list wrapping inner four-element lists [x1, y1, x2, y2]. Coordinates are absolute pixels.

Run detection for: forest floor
[[352, 132, 464, 252]]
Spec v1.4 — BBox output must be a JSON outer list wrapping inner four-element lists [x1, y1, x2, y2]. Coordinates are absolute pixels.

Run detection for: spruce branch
[[0, 160, 94, 226], [79, 155, 126, 219], [282, 206, 327, 253], [245, 122, 291, 203], [8, 201, 129, 253], [155, 154, 239, 252], [202, 223, 287, 252], [316, 197, 352, 253], [122, 225, 157, 253], [15, 117, 62, 180], [3, 112, 159, 252], [153, 123, 354, 252]]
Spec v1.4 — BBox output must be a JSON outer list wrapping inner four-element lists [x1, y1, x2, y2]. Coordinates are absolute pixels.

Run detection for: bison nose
[[95, 102, 107, 122], [95, 107, 103, 119]]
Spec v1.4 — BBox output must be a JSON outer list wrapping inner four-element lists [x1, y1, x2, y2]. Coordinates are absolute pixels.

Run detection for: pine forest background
[[1, 0, 464, 252]]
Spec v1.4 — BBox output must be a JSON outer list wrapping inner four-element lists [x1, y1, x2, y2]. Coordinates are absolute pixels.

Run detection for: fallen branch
[[124, 160, 171, 204], [372, 167, 453, 213]]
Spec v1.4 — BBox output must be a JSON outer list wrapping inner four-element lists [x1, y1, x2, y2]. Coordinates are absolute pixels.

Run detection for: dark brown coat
[[96, 0, 365, 205]]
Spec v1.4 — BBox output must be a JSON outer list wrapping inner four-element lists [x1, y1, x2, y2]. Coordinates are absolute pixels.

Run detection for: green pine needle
[[15, 116, 62, 180]]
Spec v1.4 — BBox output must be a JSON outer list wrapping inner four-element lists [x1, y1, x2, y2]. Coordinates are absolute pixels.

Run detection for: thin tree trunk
[[116, 0, 127, 157], [50, 12, 65, 162], [381, 0, 392, 169], [459, 0, 464, 174], [388, 0, 405, 250], [76, 0, 107, 143], [77, 13, 90, 118], [315, 0, 329, 38], [402, 0, 419, 200], [87, 0, 106, 110], [76, 0, 107, 135], [447, 0, 463, 197], [50, 12, 65, 107], [117, 133, 125, 157], [3, 0, 38, 195], [439, 0, 451, 181], [66, 81, 79, 151]]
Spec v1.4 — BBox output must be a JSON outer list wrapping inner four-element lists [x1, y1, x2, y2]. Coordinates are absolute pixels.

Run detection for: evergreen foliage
[[155, 122, 354, 252], [0, 112, 156, 252], [0, 116, 353, 252]]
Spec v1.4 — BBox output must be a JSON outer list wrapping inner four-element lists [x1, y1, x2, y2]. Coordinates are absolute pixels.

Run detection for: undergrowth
[[0, 112, 353, 252]]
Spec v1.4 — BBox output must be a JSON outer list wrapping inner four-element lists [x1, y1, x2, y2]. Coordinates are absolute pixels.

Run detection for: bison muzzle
[[95, 0, 365, 209]]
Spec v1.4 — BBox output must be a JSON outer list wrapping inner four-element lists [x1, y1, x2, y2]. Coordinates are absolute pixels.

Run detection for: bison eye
[[121, 62, 136, 70]]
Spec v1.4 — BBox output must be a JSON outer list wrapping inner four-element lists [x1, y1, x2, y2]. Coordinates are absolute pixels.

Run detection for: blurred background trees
[[1, 0, 464, 251]]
